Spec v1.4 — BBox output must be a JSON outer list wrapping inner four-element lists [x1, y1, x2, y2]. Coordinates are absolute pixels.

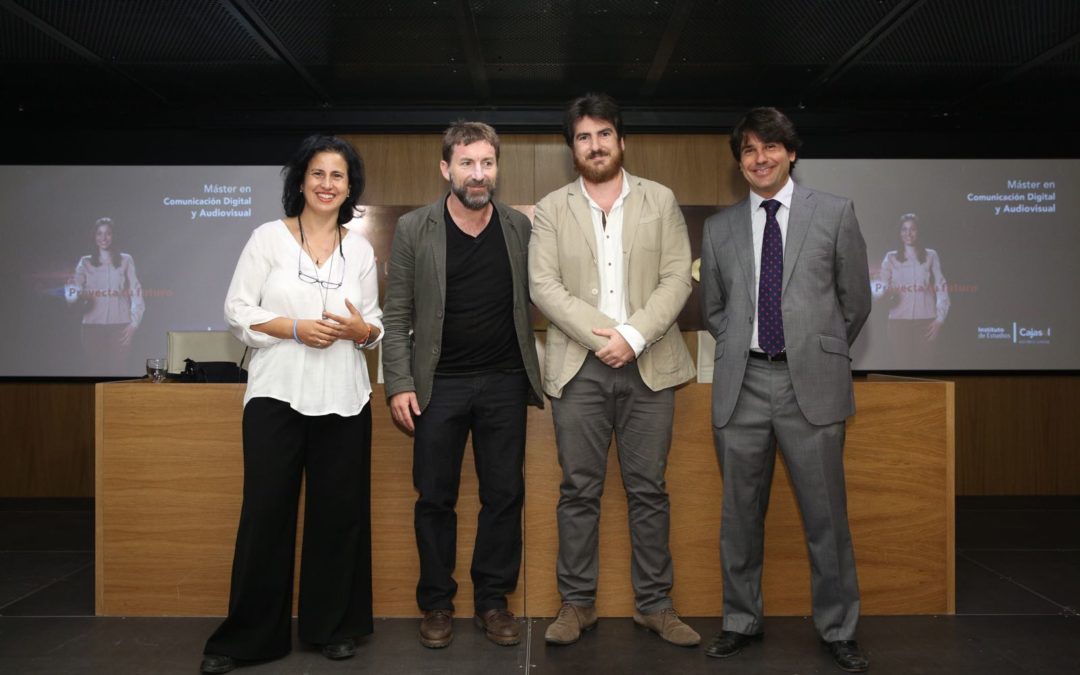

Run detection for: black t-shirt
[[436, 203, 524, 375]]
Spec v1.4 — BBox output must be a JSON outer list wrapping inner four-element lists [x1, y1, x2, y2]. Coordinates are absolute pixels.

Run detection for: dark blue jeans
[[412, 370, 529, 613]]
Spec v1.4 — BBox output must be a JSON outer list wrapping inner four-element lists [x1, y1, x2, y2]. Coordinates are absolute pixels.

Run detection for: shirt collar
[[749, 176, 796, 214], [579, 169, 631, 212]]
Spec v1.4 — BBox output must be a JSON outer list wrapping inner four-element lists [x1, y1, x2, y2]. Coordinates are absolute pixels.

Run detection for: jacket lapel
[[621, 172, 644, 255], [494, 201, 522, 286], [427, 199, 447, 306], [782, 185, 815, 294], [731, 199, 755, 306], [566, 180, 598, 259]]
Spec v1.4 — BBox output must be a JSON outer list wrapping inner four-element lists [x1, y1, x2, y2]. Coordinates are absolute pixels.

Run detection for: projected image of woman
[[879, 213, 950, 366], [67, 217, 144, 375], [201, 136, 382, 675]]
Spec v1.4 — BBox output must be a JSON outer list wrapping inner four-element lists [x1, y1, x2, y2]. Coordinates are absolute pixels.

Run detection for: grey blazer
[[700, 183, 871, 427], [382, 197, 544, 411]]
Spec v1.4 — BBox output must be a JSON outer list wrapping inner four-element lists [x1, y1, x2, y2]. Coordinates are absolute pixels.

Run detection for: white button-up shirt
[[580, 170, 646, 356]]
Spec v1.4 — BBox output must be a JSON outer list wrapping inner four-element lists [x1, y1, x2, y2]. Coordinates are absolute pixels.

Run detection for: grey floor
[[1, 497, 1079, 674]]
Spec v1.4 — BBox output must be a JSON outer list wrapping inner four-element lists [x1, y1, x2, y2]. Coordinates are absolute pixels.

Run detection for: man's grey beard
[[451, 177, 496, 210]]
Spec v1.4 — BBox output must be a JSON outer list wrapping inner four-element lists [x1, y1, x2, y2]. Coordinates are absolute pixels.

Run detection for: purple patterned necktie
[[758, 199, 785, 357]]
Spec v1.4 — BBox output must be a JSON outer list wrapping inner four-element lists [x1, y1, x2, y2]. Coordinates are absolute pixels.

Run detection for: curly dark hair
[[281, 135, 365, 225]]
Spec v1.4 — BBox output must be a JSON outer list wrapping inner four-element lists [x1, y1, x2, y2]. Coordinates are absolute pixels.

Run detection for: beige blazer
[[529, 172, 695, 398]]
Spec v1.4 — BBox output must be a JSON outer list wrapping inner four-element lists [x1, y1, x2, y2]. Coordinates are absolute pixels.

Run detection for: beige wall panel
[[0, 382, 94, 497], [343, 135, 444, 205], [717, 142, 749, 206], [532, 136, 576, 199], [494, 135, 536, 205], [623, 135, 723, 205]]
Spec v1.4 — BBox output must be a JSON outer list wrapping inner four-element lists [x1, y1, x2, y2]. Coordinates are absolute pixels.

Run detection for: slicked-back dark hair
[[562, 92, 624, 146], [729, 107, 802, 164], [281, 135, 365, 225]]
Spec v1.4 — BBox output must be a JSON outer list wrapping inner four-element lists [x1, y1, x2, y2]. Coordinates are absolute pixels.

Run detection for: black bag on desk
[[181, 357, 248, 383]]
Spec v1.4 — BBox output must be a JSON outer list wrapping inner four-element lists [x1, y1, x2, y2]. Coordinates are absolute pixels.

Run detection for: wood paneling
[[951, 375, 1080, 495], [624, 134, 726, 205], [97, 379, 953, 617], [343, 134, 445, 205], [525, 381, 954, 617], [0, 382, 94, 497], [95, 382, 521, 617]]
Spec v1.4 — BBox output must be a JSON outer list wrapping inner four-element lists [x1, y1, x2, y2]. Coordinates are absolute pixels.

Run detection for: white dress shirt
[[579, 170, 647, 356], [225, 220, 384, 416], [748, 177, 795, 352]]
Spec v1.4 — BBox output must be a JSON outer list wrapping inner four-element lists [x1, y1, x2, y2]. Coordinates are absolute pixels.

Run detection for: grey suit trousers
[[713, 357, 860, 641], [550, 354, 676, 613]]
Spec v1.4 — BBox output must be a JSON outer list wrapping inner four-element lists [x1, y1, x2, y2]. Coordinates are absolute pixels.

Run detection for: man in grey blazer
[[530, 93, 699, 648], [382, 121, 543, 650], [699, 107, 871, 672]]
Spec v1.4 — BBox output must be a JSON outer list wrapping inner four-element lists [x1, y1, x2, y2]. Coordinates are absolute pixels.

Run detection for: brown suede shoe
[[544, 603, 598, 645], [633, 607, 701, 647], [419, 609, 454, 648], [474, 608, 521, 646]]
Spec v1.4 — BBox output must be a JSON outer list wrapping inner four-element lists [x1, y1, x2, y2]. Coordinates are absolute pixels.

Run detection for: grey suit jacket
[[700, 183, 871, 427], [382, 197, 544, 411], [530, 172, 696, 398]]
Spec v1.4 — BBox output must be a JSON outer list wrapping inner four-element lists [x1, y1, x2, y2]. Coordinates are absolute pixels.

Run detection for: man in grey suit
[[382, 121, 543, 650], [699, 107, 871, 672], [530, 93, 699, 648]]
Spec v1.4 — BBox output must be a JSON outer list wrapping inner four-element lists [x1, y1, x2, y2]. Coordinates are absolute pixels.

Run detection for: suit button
[[436, 310, 443, 318], [433, 346, 440, 354], [748, 316, 753, 323], [591, 288, 598, 295]]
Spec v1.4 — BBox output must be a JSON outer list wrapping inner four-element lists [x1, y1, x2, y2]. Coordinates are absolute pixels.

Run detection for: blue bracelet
[[292, 320, 302, 344]]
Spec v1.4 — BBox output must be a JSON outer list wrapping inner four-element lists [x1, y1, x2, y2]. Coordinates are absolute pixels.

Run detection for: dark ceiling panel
[[0, 6, 77, 60], [855, 0, 1080, 65], [830, 0, 1080, 107], [1, 0, 1077, 130], [668, 0, 906, 67], [471, 0, 671, 68], [653, 0, 909, 105], [124, 62, 317, 107], [15, 0, 270, 62], [2, 63, 149, 112]]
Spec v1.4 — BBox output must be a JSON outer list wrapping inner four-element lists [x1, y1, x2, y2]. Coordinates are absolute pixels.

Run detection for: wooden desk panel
[[97, 379, 953, 617]]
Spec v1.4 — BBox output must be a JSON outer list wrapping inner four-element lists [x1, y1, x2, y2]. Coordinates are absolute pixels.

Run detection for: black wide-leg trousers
[[204, 397, 373, 660]]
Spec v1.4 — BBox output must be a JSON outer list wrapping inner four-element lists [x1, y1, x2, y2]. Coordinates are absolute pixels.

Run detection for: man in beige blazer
[[529, 93, 698, 648]]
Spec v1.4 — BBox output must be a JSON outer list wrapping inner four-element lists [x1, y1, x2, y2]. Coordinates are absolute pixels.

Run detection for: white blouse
[[224, 220, 383, 416]]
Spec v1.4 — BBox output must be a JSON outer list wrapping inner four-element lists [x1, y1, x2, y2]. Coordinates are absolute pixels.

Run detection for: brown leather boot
[[419, 609, 454, 648], [474, 608, 521, 646]]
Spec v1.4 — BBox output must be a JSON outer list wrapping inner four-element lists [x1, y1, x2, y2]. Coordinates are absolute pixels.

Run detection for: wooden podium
[[96, 377, 953, 617]]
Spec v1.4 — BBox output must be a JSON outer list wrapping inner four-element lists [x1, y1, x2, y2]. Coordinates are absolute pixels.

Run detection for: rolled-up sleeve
[[224, 230, 281, 348]]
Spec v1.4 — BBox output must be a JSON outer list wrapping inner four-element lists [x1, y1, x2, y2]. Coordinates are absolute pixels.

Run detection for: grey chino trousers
[[550, 354, 676, 613]]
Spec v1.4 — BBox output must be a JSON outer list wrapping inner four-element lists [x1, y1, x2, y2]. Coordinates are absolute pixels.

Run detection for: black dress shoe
[[704, 630, 762, 658], [825, 640, 869, 672], [200, 653, 236, 674], [322, 638, 357, 660]]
